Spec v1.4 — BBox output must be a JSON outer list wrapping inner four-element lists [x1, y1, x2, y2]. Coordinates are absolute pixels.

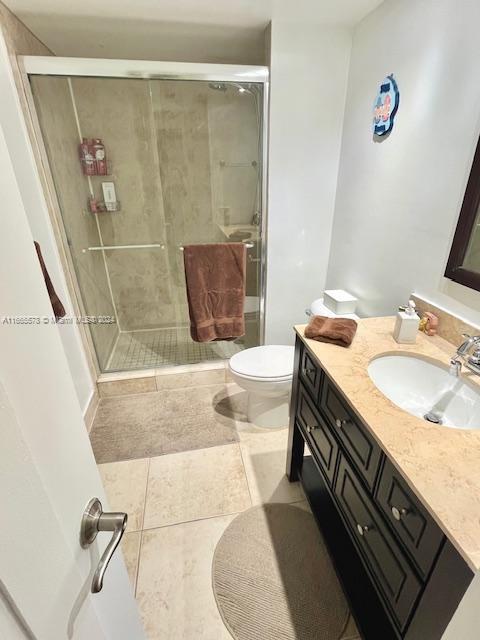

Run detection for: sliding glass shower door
[[29, 71, 265, 373]]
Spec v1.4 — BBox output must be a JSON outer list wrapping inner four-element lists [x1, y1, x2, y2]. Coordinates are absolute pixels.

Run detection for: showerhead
[[208, 82, 227, 92]]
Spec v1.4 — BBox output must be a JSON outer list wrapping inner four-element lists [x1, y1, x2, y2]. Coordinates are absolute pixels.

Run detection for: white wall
[[0, 24, 94, 412], [326, 0, 480, 324], [265, 21, 351, 344]]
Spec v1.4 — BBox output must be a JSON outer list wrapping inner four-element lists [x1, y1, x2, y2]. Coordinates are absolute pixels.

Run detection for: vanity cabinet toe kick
[[287, 336, 474, 640]]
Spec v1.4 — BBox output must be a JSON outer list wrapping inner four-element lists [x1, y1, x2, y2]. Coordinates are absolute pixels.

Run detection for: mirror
[[445, 135, 480, 291]]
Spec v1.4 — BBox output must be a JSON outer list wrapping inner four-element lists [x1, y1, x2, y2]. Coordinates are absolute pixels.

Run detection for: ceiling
[[5, 0, 384, 64]]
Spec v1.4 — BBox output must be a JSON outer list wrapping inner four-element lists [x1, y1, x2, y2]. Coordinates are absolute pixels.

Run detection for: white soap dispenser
[[393, 300, 420, 344]]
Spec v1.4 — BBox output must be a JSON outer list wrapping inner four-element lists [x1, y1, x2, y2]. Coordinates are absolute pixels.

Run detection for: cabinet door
[[299, 345, 322, 401], [335, 454, 422, 631], [321, 377, 382, 490], [297, 383, 338, 486], [376, 459, 444, 579]]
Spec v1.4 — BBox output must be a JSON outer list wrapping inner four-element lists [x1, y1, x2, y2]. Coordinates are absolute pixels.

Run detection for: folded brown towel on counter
[[34, 241, 66, 321], [183, 243, 246, 343], [305, 315, 357, 347]]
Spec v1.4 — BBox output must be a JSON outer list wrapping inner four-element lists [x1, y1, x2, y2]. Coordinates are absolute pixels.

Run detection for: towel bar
[[83, 243, 164, 252], [179, 242, 254, 251]]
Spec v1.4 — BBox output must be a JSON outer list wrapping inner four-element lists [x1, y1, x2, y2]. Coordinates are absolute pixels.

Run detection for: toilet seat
[[230, 370, 292, 383], [229, 345, 294, 380]]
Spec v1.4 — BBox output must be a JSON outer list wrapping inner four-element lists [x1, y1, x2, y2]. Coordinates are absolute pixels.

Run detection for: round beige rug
[[212, 503, 350, 640]]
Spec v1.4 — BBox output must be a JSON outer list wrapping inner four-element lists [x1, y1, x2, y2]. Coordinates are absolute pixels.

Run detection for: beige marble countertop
[[295, 317, 480, 571]]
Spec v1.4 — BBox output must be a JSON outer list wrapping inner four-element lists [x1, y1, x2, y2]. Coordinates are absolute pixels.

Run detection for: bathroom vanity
[[287, 318, 479, 640]]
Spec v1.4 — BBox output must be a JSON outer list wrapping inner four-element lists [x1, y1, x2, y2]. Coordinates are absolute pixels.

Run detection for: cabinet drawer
[[297, 383, 338, 486], [320, 376, 382, 490], [376, 459, 444, 579], [299, 346, 322, 401], [335, 454, 422, 631]]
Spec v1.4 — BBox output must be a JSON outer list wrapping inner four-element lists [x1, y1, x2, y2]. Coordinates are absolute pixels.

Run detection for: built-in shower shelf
[[218, 224, 260, 242]]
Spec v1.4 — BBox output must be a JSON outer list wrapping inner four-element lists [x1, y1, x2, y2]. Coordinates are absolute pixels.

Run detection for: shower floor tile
[[107, 327, 244, 372]]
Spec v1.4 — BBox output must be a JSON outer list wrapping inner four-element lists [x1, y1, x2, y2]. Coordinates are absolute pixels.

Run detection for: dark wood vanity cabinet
[[375, 458, 444, 580], [288, 337, 474, 640]]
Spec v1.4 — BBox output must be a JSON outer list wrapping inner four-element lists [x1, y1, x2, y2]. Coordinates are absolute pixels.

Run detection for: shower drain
[[423, 412, 443, 425]]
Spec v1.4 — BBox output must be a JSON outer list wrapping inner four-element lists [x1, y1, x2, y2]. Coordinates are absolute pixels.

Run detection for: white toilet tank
[[308, 290, 359, 320]]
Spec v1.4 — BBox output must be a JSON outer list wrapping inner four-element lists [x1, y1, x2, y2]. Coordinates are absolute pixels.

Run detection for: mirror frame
[[445, 135, 480, 291]]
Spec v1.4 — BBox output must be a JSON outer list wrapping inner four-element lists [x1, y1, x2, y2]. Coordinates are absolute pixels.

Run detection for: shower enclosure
[[23, 58, 268, 373]]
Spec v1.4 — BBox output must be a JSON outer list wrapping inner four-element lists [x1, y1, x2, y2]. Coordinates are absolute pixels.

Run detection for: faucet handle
[[457, 334, 478, 356], [461, 333, 480, 342]]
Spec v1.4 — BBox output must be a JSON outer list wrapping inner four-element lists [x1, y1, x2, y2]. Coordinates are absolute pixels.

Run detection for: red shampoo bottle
[[79, 138, 96, 175], [93, 138, 107, 175]]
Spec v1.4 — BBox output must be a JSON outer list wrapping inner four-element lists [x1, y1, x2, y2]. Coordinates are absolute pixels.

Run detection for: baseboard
[[83, 388, 99, 433]]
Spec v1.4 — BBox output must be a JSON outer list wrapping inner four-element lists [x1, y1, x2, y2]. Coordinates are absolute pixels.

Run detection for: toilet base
[[247, 391, 290, 429]]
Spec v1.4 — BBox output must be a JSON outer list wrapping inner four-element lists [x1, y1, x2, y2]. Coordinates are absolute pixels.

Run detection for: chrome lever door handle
[[80, 497, 128, 593]]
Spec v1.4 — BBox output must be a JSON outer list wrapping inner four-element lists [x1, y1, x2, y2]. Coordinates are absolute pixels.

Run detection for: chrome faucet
[[450, 334, 480, 377]]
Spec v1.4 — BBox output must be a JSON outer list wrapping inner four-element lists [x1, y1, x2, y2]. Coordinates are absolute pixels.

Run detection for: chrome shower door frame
[[20, 56, 269, 376]]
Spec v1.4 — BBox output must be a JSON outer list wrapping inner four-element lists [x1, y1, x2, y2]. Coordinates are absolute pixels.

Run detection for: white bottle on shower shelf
[[393, 299, 419, 344]]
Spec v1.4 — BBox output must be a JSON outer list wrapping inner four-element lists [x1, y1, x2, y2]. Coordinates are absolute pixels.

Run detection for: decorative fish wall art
[[373, 74, 400, 136]]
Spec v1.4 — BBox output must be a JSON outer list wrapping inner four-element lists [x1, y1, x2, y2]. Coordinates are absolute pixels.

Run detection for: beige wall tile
[[0, 4, 50, 56], [412, 294, 480, 347], [98, 458, 149, 532], [137, 515, 235, 640], [238, 427, 304, 505], [143, 444, 251, 529], [122, 531, 141, 593], [155, 367, 225, 389], [0, 3, 52, 119], [72, 76, 176, 331], [98, 376, 156, 398]]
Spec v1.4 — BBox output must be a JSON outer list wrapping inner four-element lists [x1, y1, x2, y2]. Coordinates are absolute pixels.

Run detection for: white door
[[0, 115, 145, 637]]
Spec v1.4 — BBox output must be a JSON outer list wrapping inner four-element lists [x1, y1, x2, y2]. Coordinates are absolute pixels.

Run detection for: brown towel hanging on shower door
[[34, 241, 66, 321], [183, 243, 246, 343]]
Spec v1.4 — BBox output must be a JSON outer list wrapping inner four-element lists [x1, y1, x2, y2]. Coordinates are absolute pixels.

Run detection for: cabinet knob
[[391, 506, 408, 521], [306, 425, 317, 433], [302, 367, 315, 376], [356, 523, 370, 537], [335, 418, 350, 429]]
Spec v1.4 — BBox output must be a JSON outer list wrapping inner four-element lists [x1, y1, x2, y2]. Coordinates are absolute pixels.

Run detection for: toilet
[[229, 345, 294, 429]]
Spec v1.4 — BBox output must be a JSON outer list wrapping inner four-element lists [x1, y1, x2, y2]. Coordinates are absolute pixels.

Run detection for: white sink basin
[[368, 354, 480, 430]]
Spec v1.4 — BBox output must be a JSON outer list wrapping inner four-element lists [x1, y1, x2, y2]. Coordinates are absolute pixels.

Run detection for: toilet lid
[[230, 345, 294, 379]]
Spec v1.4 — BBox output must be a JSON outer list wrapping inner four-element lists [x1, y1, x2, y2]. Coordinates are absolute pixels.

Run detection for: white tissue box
[[323, 289, 357, 315]]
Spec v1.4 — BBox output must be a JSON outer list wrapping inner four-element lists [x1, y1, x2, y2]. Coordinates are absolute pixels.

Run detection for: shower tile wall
[[31, 76, 118, 369], [72, 78, 176, 331], [207, 87, 260, 228], [151, 81, 225, 326], [31, 76, 262, 372]]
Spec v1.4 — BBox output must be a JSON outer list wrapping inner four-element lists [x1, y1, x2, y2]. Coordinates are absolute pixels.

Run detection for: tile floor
[[97, 380, 360, 640], [91, 383, 240, 463], [108, 327, 244, 371]]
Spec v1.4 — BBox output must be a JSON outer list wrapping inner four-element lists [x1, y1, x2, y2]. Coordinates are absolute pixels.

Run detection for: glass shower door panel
[[150, 79, 263, 364], [30, 75, 119, 372], [30, 73, 264, 372]]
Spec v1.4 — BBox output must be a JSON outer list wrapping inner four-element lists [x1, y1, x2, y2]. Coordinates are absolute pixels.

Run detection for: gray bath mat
[[212, 503, 356, 640], [90, 383, 239, 463]]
